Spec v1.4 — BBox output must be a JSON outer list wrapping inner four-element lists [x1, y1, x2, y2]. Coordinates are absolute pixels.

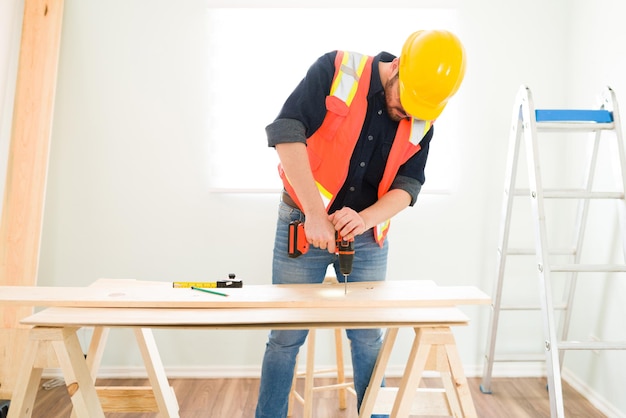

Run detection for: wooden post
[[0, 0, 64, 400]]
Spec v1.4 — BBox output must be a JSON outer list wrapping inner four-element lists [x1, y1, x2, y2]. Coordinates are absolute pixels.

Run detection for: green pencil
[[191, 286, 229, 297]]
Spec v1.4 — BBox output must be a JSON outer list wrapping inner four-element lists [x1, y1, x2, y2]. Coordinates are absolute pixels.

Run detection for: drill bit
[[344, 274, 348, 294]]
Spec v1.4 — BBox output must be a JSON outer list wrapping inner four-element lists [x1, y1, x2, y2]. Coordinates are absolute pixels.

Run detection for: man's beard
[[384, 78, 408, 122]]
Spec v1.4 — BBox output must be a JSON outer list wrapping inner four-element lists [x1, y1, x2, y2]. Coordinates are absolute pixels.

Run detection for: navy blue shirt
[[266, 51, 433, 213]]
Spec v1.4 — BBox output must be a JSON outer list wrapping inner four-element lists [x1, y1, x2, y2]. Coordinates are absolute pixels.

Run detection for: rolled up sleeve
[[390, 175, 422, 206], [266, 118, 307, 147]]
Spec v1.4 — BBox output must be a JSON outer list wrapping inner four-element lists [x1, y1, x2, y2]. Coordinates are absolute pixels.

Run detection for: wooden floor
[[27, 376, 606, 417]]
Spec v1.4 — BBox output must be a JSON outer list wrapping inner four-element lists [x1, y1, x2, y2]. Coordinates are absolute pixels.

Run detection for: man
[[255, 30, 466, 418]]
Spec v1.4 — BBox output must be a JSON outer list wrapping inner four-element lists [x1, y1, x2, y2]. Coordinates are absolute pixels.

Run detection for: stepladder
[[480, 85, 626, 417]]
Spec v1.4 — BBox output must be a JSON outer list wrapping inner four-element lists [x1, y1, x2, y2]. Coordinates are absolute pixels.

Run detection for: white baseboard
[[42, 362, 546, 380], [562, 368, 625, 418]]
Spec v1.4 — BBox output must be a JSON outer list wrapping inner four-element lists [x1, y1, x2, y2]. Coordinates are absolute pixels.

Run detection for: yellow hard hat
[[399, 30, 466, 120]]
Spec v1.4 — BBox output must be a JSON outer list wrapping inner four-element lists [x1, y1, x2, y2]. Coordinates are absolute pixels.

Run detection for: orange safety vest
[[279, 51, 432, 246]]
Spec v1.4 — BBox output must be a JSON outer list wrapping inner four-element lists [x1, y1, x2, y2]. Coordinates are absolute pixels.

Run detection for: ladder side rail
[[558, 128, 603, 366], [480, 97, 525, 394], [520, 86, 566, 418], [603, 87, 626, 262]]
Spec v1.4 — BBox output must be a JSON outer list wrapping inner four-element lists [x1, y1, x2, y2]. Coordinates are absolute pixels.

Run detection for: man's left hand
[[329, 207, 366, 241]]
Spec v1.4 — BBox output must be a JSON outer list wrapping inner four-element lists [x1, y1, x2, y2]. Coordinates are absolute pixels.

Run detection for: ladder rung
[[544, 190, 624, 199], [536, 122, 614, 132], [499, 303, 567, 311], [535, 109, 613, 123], [537, 122, 615, 132], [311, 382, 354, 392], [505, 248, 535, 255], [513, 188, 624, 199], [558, 341, 626, 350], [492, 353, 545, 363], [506, 248, 574, 256], [551, 264, 626, 273]]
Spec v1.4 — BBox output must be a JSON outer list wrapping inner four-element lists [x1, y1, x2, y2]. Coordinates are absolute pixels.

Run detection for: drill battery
[[288, 220, 309, 258]]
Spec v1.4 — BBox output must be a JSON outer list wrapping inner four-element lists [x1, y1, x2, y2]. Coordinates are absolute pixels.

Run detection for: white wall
[[1, 0, 625, 415], [562, 1, 626, 415]]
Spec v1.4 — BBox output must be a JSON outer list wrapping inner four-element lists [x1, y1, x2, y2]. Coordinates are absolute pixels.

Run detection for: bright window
[[206, 7, 460, 193]]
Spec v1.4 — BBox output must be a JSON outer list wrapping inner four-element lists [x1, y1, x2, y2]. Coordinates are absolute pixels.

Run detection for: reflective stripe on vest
[[313, 51, 369, 207], [374, 219, 391, 243], [315, 180, 333, 209], [329, 52, 368, 107], [410, 119, 432, 146], [372, 119, 430, 244]]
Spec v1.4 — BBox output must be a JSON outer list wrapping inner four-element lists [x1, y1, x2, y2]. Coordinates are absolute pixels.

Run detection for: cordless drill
[[288, 221, 354, 293], [336, 232, 354, 294]]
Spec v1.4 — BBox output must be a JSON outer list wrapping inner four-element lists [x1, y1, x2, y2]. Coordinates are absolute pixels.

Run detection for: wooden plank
[[390, 327, 433, 417], [96, 386, 158, 412], [4, 334, 43, 417], [133, 328, 179, 417], [0, 280, 491, 308], [0, 0, 65, 308], [359, 328, 399, 417], [445, 341, 478, 417], [0, 0, 65, 401], [0, 328, 29, 399], [370, 387, 451, 416], [84, 327, 109, 381], [20, 306, 470, 328], [50, 328, 105, 418]]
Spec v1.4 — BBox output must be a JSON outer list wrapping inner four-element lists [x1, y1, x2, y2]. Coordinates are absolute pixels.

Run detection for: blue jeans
[[255, 202, 389, 418]]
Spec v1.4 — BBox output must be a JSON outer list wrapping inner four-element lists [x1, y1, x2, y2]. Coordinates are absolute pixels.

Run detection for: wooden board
[[0, 0, 64, 290], [20, 306, 470, 328], [0, 279, 490, 309], [0, 0, 65, 400]]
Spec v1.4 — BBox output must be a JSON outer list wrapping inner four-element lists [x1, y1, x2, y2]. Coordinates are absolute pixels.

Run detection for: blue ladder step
[[535, 109, 613, 123]]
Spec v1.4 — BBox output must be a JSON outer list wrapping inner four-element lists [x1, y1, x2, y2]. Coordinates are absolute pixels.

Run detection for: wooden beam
[[0, 0, 64, 400]]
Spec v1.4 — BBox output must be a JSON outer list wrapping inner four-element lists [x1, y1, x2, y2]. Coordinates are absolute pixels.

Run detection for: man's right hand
[[304, 214, 336, 253]]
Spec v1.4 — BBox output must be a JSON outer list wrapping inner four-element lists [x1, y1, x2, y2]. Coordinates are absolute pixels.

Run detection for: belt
[[281, 191, 299, 209]]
